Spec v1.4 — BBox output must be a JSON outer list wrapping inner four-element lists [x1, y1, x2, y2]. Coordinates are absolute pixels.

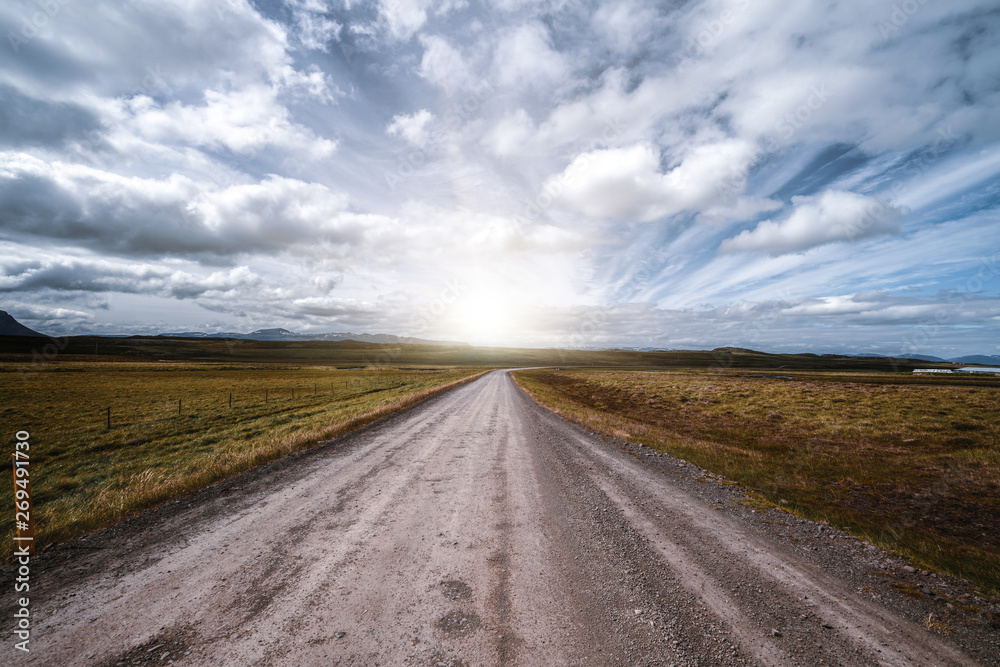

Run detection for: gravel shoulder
[[1, 370, 995, 666]]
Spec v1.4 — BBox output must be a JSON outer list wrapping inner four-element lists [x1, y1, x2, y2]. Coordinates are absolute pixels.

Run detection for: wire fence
[[98, 374, 410, 430]]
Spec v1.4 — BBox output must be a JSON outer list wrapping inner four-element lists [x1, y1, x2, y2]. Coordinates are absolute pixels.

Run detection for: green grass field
[[1, 361, 483, 560], [513, 368, 1000, 595]]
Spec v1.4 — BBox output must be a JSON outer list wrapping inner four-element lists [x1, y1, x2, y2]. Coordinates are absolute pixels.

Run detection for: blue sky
[[1, 0, 998, 356]]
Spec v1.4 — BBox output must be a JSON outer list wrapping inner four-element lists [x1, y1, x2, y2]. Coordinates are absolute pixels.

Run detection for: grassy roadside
[[2, 362, 485, 561], [512, 368, 1000, 595]]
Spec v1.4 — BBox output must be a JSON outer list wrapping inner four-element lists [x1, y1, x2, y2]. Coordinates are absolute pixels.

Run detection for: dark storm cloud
[[0, 169, 371, 259], [0, 257, 264, 299]]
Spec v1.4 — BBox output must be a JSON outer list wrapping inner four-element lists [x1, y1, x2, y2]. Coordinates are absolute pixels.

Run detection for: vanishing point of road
[[5, 371, 987, 665]]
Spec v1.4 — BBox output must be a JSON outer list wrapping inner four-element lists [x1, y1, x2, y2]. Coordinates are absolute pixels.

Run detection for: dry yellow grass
[[925, 613, 954, 635], [1, 361, 483, 560]]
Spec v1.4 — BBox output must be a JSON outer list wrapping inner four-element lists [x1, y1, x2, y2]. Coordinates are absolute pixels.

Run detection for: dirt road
[[3, 371, 994, 665]]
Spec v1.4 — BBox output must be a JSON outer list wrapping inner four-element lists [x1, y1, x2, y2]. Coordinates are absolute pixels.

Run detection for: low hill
[[898, 353, 947, 362], [0, 311, 44, 337]]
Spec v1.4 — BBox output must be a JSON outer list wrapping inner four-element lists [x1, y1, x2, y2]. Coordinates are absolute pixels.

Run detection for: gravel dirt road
[[3, 370, 996, 666]]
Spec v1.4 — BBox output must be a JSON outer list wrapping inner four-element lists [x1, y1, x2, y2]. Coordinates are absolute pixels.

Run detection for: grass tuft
[[924, 613, 953, 635]]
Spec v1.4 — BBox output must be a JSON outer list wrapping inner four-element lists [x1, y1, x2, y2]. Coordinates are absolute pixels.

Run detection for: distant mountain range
[[159, 327, 467, 346], [1, 310, 997, 361], [896, 353, 947, 362], [941, 355, 1000, 365], [0, 312, 466, 346]]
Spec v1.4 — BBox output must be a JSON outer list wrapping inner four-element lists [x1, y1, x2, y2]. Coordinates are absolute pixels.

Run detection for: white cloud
[[544, 140, 757, 222], [286, 0, 343, 51], [0, 155, 380, 257], [189, 176, 360, 246], [109, 86, 337, 160], [590, 1, 658, 54], [493, 23, 568, 91], [484, 109, 535, 157], [380, 0, 432, 40], [0, 0, 298, 99], [418, 34, 472, 92], [387, 109, 434, 147], [720, 190, 902, 255], [0, 256, 263, 299], [435, 0, 469, 15], [367, 0, 474, 42], [276, 64, 342, 104], [696, 196, 783, 225]]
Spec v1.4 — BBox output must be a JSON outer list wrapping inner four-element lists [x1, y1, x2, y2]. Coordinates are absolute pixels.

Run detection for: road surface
[[4, 371, 992, 665]]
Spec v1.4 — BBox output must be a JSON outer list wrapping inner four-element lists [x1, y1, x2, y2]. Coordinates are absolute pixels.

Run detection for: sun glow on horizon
[[428, 264, 558, 346], [448, 284, 522, 346]]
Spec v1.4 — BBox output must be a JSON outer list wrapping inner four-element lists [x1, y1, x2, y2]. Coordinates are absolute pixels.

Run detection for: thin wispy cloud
[[0, 0, 997, 356]]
